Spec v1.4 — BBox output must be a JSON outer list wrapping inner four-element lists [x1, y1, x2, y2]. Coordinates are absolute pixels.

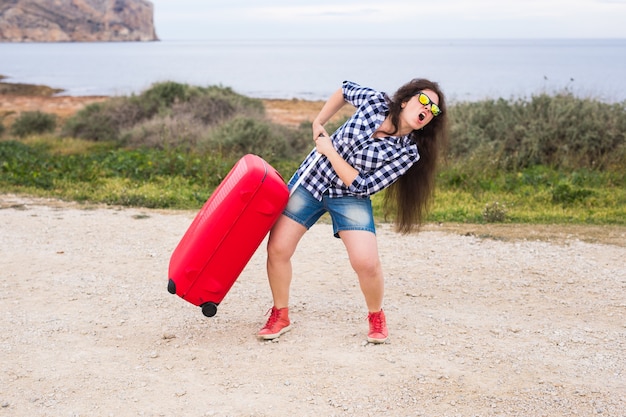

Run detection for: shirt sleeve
[[347, 145, 420, 196], [342, 80, 378, 107]]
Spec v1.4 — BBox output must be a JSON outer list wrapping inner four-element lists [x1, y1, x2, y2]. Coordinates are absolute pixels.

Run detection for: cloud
[[311, 8, 379, 18], [237, 5, 382, 20], [150, 0, 626, 39]]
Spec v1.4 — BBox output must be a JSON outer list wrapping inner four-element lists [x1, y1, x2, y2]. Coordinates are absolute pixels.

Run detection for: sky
[[150, 0, 626, 40]]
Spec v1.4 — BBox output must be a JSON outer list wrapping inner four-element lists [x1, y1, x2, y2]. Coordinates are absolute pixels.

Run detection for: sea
[[1, 38, 625, 103]]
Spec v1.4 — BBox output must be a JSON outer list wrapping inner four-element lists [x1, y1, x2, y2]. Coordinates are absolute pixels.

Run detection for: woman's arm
[[312, 87, 359, 187], [315, 135, 359, 187], [312, 87, 346, 138]]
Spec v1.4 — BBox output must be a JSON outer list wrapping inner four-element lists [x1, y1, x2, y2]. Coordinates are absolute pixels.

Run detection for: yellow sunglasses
[[416, 92, 442, 117]]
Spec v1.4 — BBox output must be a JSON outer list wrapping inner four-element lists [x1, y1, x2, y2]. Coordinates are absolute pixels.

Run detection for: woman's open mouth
[[418, 112, 426, 122]]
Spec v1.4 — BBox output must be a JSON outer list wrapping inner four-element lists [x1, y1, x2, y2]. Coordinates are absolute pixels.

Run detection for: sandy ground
[[0, 194, 624, 417], [0, 94, 351, 127], [0, 95, 109, 124]]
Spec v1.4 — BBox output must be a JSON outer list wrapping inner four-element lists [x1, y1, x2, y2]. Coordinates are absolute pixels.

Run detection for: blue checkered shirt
[[295, 80, 420, 200]]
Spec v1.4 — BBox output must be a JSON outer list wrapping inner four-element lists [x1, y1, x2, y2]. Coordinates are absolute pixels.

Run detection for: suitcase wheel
[[201, 302, 218, 317], [167, 279, 176, 294]]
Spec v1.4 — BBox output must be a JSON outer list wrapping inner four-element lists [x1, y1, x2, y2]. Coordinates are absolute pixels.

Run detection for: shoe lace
[[263, 307, 279, 329], [368, 312, 384, 333]]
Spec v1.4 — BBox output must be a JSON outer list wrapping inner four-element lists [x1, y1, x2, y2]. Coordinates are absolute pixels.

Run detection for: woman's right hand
[[312, 120, 329, 142], [311, 86, 345, 142]]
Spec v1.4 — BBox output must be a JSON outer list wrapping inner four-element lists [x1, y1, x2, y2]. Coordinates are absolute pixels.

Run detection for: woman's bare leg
[[265, 214, 308, 308], [338, 230, 384, 312]]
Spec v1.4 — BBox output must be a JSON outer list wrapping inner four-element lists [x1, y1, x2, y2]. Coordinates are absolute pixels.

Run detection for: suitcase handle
[[289, 151, 322, 197]]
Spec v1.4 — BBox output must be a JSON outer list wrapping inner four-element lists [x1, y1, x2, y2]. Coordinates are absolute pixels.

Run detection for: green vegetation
[[11, 111, 57, 137], [1, 82, 624, 225], [0, 76, 64, 96]]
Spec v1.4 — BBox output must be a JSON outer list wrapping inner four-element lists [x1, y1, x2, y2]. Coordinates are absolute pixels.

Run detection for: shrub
[[448, 93, 626, 171], [62, 82, 267, 146], [120, 94, 268, 150], [482, 201, 507, 222], [62, 82, 193, 143], [137, 81, 191, 115], [62, 102, 121, 142], [189, 85, 265, 118], [172, 95, 236, 125], [551, 182, 594, 206], [122, 113, 209, 150], [0, 121, 5, 136], [203, 117, 311, 162], [207, 117, 287, 159], [11, 111, 57, 137]]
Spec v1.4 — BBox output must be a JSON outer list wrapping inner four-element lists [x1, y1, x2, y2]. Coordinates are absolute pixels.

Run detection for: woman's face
[[400, 88, 440, 131]]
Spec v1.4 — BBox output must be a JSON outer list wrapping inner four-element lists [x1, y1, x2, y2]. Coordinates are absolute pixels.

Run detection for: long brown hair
[[382, 78, 449, 234]]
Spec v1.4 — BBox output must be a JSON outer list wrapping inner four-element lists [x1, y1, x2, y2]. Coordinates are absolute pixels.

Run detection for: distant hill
[[0, 0, 158, 42]]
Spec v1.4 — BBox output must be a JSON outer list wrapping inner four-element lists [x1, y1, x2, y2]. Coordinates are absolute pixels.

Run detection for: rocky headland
[[0, 0, 157, 42]]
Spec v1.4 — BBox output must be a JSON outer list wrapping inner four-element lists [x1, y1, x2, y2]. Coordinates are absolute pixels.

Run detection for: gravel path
[[1, 194, 624, 416]]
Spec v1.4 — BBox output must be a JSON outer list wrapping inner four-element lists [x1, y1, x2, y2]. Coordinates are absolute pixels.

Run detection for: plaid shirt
[[296, 80, 420, 200]]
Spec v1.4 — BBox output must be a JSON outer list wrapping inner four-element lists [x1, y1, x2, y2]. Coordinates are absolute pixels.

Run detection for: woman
[[258, 79, 448, 343]]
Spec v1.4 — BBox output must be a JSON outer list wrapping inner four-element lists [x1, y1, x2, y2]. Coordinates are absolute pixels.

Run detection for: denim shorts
[[284, 178, 376, 238]]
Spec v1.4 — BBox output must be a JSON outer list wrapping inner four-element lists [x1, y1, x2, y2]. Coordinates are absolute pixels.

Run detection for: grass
[[3, 135, 622, 225], [430, 183, 625, 224]]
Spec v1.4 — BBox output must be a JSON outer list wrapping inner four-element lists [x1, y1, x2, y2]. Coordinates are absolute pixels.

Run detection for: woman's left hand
[[315, 134, 335, 157], [315, 133, 359, 186]]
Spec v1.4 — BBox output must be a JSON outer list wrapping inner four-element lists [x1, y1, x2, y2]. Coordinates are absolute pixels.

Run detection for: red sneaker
[[258, 306, 291, 340], [367, 310, 388, 343]]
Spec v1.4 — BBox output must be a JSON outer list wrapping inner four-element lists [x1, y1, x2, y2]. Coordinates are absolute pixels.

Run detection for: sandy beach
[[0, 193, 624, 416]]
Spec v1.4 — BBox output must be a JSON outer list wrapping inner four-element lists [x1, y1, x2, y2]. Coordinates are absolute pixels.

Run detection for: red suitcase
[[167, 154, 289, 317]]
